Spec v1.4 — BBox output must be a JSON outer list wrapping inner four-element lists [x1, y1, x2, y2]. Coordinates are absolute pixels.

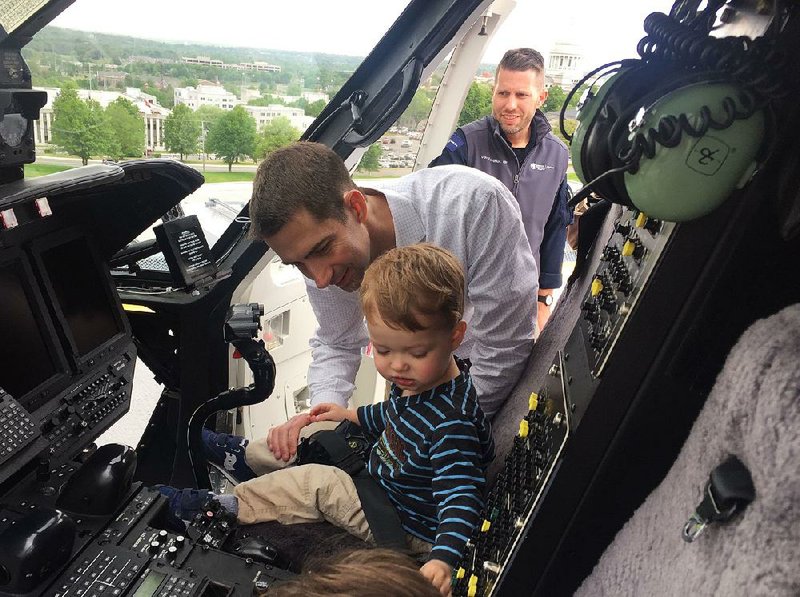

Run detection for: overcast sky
[[51, 0, 674, 70]]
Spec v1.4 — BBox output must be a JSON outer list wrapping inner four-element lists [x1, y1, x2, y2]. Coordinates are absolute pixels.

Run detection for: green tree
[[255, 116, 300, 159], [306, 99, 326, 118], [568, 84, 589, 108], [542, 85, 567, 113], [51, 83, 113, 165], [150, 85, 175, 109], [163, 103, 201, 161], [398, 88, 433, 130], [290, 97, 326, 118], [206, 106, 257, 171], [551, 118, 577, 145], [194, 104, 226, 131], [458, 81, 493, 126], [105, 97, 145, 159], [357, 143, 382, 172], [248, 95, 284, 107]]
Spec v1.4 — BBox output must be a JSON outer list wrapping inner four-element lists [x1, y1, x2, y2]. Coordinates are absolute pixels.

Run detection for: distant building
[[546, 42, 584, 89], [96, 70, 127, 88], [277, 91, 330, 105], [243, 104, 314, 133], [182, 56, 224, 68], [240, 87, 262, 104], [33, 86, 171, 152], [475, 70, 495, 85], [174, 82, 240, 111], [126, 55, 172, 65], [301, 91, 329, 104], [231, 61, 281, 73], [181, 56, 281, 73]]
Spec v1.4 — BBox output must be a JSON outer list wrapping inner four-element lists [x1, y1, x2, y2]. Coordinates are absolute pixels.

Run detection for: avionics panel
[[0, 247, 71, 413], [32, 229, 128, 372]]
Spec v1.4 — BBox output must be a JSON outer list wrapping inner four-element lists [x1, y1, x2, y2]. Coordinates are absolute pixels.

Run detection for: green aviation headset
[[563, 6, 785, 222]]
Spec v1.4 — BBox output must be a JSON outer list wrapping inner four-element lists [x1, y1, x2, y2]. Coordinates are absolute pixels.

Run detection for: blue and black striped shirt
[[357, 358, 494, 567]]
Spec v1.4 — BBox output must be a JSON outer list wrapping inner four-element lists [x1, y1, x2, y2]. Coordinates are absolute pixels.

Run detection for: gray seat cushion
[[576, 304, 800, 597]]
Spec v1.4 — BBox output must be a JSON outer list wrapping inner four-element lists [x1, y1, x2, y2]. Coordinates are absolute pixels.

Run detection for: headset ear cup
[[580, 64, 665, 205], [624, 81, 766, 221], [582, 100, 633, 206]]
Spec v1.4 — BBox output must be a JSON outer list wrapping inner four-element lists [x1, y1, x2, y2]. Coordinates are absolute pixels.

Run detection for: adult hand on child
[[267, 413, 311, 462], [309, 403, 358, 424], [420, 559, 453, 596]]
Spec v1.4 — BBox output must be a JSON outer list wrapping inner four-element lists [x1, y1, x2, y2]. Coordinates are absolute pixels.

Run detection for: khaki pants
[[233, 463, 431, 556], [244, 420, 339, 475]]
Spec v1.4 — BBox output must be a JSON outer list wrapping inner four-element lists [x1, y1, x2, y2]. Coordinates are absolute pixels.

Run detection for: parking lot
[[377, 126, 423, 169]]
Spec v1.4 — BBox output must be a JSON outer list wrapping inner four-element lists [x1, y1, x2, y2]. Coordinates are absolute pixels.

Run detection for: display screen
[[133, 570, 166, 597], [40, 237, 123, 357], [0, 258, 59, 401]]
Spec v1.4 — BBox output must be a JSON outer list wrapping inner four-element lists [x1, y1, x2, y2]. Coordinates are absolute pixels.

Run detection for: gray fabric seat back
[[576, 304, 800, 597]]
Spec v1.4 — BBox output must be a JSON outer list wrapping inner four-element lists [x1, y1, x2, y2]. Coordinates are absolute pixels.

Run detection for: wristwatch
[[537, 294, 554, 307]]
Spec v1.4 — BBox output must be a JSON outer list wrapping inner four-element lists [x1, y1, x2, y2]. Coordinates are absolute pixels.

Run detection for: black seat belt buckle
[[682, 455, 755, 543]]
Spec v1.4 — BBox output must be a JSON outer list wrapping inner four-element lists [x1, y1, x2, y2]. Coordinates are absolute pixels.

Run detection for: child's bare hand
[[420, 559, 452, 596], [309, 403, 348, 422]]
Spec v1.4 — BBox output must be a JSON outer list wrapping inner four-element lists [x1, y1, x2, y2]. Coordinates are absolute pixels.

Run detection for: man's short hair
[[249, 141, 355, 239], [496, 47, 545, 78], [360, 243, 465, 332]]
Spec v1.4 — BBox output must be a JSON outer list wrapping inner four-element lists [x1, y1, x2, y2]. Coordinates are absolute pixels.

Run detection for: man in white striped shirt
[[220, 141, 536, 473]]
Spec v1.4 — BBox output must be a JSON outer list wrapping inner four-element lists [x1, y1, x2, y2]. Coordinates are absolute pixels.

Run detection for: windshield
[[22, 0, 671, 251]]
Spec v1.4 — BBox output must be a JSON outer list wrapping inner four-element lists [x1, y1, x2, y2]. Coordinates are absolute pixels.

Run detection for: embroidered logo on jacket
[[530, 162, 555, 171], [480, 155, 507, 165]]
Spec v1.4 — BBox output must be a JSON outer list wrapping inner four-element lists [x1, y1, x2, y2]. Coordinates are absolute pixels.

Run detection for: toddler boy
[[161, 244, 494, 595]]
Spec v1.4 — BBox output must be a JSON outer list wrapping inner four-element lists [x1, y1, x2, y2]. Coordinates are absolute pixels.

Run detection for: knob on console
[[56, 444, 137, 516], [0, 508, 76, 594]]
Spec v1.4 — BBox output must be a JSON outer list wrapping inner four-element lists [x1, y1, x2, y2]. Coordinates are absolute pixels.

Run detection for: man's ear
[[537, 87, 549, 109], [344, 189, 368, 223], [451, 320, 467, 350]]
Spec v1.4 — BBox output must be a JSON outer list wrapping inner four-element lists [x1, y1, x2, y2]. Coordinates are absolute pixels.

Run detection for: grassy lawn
[[24, 163, 74, 177], [22, 163, 255, 184], [201, 171, 255, 183]]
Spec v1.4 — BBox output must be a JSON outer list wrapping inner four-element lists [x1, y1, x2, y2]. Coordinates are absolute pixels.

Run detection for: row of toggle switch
[[582, 211, 664, 356], [452, 391, 567, 597]]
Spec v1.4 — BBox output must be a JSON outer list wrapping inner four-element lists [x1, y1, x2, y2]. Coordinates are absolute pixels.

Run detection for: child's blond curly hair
[[359, 243, 465, 331]]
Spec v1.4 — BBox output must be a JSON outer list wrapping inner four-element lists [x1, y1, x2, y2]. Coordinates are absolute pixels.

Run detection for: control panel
[[48, 545, 147, 597], [450, 209, 678, 596], [0, 480, 294, 597], [452, 353, 570, 597], [0, 349, 136, 491], [41, 352, 134, 459], [0, 389, 39, 468], [579, 210, 675, 376]]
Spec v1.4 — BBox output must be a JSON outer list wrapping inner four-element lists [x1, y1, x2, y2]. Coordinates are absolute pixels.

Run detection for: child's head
[[359, 243, 467, 394], [265, 548, 441, 597]]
